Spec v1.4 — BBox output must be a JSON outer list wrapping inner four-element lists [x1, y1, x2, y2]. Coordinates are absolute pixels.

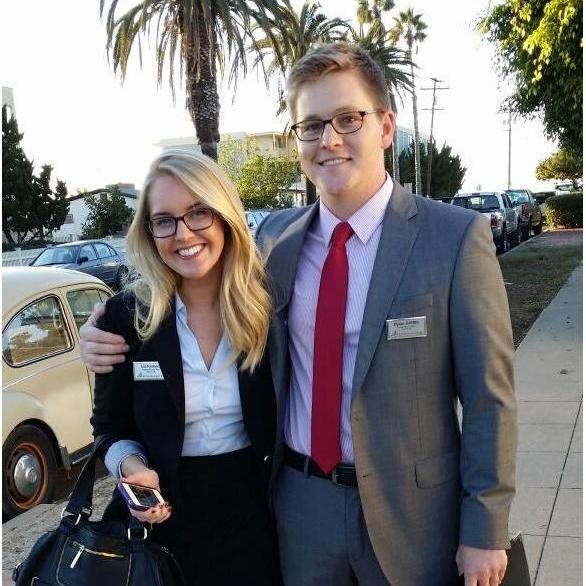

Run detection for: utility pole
[[505, 110, 512, 189], [421, 77, 448, 197]]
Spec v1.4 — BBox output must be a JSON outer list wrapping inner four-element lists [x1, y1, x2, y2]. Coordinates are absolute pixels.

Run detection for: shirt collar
[[317, 173, 393, 246], [175, 291, 186, 316]]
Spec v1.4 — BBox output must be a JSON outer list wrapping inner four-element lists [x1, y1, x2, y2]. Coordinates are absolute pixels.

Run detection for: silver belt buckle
[[331, 467, 342, 486]]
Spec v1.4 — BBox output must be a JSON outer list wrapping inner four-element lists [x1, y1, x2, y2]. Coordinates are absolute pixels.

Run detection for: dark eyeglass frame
[[290, 109, 385, 141], [145, 207, 215, 238]]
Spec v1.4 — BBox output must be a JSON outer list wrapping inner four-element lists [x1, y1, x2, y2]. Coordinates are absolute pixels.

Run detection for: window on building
[[64, 214, 74, 224]]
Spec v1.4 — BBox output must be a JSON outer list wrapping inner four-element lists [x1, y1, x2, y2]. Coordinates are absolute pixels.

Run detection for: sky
[[2, 1, 560, 195]]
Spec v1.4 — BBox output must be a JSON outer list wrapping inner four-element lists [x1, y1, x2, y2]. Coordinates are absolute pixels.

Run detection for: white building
[[51, 184, 139, 242]]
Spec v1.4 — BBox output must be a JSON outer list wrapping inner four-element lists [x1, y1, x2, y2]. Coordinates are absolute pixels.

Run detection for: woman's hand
[[120, 457, 171, 524]]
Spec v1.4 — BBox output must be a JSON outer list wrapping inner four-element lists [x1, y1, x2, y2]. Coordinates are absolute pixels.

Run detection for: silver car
[[452, 192, 520, 253]]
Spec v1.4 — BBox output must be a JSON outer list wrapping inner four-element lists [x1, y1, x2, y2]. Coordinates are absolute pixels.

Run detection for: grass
[[499, 232, 582, 347]]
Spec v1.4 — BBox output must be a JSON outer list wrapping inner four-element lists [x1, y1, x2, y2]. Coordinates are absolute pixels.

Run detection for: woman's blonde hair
[[125, 149, 271, 372]]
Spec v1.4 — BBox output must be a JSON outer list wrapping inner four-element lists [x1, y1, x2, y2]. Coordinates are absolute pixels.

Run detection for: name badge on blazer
[[386, 316, 427, 340], [133, 361, 164, 381]]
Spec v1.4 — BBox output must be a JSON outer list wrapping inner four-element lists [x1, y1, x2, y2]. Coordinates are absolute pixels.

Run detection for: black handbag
[[12, 447, 186, 586], [458, 533, 531, 586]]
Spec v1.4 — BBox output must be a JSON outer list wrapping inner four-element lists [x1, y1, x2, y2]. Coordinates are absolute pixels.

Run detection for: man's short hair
[[286, 42, 392, 122]]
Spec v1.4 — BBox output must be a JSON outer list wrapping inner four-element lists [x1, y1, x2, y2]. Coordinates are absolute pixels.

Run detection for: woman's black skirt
[[151, 447, 280, 585]]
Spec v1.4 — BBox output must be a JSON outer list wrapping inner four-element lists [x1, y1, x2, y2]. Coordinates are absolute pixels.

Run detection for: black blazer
[[91, 291, 277, 517]]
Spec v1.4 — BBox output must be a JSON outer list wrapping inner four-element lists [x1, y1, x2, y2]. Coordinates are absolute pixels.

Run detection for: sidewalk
[[509, 264, 583, 585], [2, 266, 582, 585]]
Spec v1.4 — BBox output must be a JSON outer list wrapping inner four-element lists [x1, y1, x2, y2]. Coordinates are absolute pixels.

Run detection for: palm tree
[[99, 0, 289, 161], [249, 1, 349, 203], [391, 7, 427, 194], [353, 0, 411, 182], [250, 1, 348, 114]]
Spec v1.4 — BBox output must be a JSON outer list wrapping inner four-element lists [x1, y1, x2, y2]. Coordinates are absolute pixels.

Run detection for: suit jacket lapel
[[151, 305, 185, 426], [352, 183, 420, 396]]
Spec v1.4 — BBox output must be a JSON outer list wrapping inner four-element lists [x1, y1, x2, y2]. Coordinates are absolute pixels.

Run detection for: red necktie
[[311, 221, 354, 474]]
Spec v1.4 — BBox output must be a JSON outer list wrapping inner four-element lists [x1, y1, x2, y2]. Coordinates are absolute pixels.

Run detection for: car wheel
[[533, 219, 543, 235], [115, 266, 129, 290], [2, 425, 57, 519]]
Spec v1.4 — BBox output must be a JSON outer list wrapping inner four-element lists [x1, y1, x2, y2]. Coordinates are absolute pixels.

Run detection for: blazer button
[[263, 454, 271, 463]]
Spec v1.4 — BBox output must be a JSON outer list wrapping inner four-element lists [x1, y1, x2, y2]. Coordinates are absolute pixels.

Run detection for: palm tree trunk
[[185, 16, 221, 161], [410, 61, 422, 195], [389, 93, 400, 182]]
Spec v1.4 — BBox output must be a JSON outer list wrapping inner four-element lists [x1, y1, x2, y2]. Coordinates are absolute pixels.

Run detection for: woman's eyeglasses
[[146, 207, 214, 238]]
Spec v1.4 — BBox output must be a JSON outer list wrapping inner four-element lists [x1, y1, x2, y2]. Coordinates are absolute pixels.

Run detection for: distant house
[[50, 184, 139, 242]]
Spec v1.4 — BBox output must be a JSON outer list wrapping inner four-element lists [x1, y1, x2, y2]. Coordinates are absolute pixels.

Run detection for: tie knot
[[331, 222, 354, 248]]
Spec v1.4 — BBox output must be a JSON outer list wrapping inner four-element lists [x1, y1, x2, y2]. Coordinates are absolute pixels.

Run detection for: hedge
[[545, 192, 583, 228]]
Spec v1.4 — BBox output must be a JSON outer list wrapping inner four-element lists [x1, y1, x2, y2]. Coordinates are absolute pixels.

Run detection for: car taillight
[[521, 203, 529, 216], [491, 213, 498, 228]]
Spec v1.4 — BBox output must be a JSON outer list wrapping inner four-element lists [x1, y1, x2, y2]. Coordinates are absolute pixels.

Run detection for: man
[[80, 43, 516, 586]]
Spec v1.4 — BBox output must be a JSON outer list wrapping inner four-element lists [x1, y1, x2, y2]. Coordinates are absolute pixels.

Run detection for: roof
[[53, 239, 114, 248], [2, 266, 107, 318]]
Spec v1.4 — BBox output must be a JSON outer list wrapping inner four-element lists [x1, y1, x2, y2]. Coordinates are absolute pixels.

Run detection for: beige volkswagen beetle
[[2, 267, 112, 519]]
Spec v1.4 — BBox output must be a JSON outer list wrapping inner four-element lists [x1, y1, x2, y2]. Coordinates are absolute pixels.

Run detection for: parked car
[[30, 240, 128, 289], [245, 209, 271, 236], [451, 192, 520, 253], [2, 267, 112, 518], [554, 183, 580, 195], [505, 189, 543, 240]]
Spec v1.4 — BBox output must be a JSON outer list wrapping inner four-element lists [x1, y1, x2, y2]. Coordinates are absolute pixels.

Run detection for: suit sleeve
[[90, 295, 142, 462], [450, 215, 517, 549]]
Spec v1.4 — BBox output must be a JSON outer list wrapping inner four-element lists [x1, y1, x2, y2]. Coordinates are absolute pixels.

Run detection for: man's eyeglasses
[[146, 207, 215, 238], [290, 110, 384, 141]]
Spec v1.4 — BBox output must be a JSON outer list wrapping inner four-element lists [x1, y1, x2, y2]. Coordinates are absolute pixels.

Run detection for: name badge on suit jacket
[[386, 316, 427, 340], [133, 361, 164, 381]]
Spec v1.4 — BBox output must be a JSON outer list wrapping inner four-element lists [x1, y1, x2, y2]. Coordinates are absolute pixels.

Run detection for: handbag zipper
[[70, 541, 125, 568]]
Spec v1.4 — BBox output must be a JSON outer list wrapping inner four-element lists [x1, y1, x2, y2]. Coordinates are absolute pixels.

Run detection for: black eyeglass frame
[[145, 207, 215, 238], [290, 109, 385, 141]]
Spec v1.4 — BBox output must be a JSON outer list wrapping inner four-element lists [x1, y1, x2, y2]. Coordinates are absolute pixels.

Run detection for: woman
[[90, 150, 280, 585]]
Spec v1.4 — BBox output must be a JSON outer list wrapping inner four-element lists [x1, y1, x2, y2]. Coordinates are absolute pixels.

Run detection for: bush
[[545, 192, 583, 228]]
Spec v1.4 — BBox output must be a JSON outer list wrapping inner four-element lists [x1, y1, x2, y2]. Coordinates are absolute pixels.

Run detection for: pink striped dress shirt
[[284, 175, 393, 464]]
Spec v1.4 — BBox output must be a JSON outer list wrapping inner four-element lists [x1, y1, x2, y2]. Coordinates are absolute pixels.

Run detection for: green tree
[[238, 152, 299, 208], [81, 186, 134, 238], [31, 165, 70, 240], [391, 7, 427, 194], [249, 0, 348, 203], [218, 135, 254, 185], [2, 106, 69, 244], [399, 141, 466, 197], [478, 0, 582, 156], [100, 0, 290, 161], [347, 0, 413, 182], [536, 149, 583, 188]]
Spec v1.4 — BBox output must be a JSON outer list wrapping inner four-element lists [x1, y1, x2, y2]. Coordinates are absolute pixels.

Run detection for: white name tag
[[133, 361, 164, 381], [386, 316, 427, 340]]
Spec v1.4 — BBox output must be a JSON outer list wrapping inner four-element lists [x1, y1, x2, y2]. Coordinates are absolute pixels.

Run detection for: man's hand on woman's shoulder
[[79, 302, 130, 373]]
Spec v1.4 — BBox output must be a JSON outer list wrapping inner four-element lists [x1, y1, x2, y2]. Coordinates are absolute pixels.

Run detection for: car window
[[32, 247, 77, 266], [2, 296, 72, 366], [98, 289, 112, 303], [453, 195, 500, 211], [79, 245, 97, 261], [66, 289, 105, 332], [507, 191, 529, 204], [94, 243, 114, 259]]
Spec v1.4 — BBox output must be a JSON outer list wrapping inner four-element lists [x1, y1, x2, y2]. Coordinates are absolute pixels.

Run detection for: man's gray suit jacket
[[256, 182, 517, 586]]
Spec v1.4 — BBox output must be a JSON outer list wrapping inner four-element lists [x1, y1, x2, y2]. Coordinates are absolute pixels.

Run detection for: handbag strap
[[62, 437, 107, 518]]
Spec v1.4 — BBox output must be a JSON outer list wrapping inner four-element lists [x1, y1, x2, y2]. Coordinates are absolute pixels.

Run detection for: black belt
[[284, 446, 358, 487]]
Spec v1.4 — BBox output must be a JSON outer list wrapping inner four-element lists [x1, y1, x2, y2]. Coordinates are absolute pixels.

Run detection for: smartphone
[[117, 482, 166, 511]]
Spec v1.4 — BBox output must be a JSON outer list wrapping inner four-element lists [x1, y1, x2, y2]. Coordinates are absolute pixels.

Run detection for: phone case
[[117, 482, 164, 511]]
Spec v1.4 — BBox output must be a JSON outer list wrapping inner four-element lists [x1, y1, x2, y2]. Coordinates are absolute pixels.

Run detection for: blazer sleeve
[[90, 293, 142, 462], [450, 215, 517, 550]]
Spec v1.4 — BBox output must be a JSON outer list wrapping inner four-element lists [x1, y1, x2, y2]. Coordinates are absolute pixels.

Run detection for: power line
[[421, 77, 449, 197]]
